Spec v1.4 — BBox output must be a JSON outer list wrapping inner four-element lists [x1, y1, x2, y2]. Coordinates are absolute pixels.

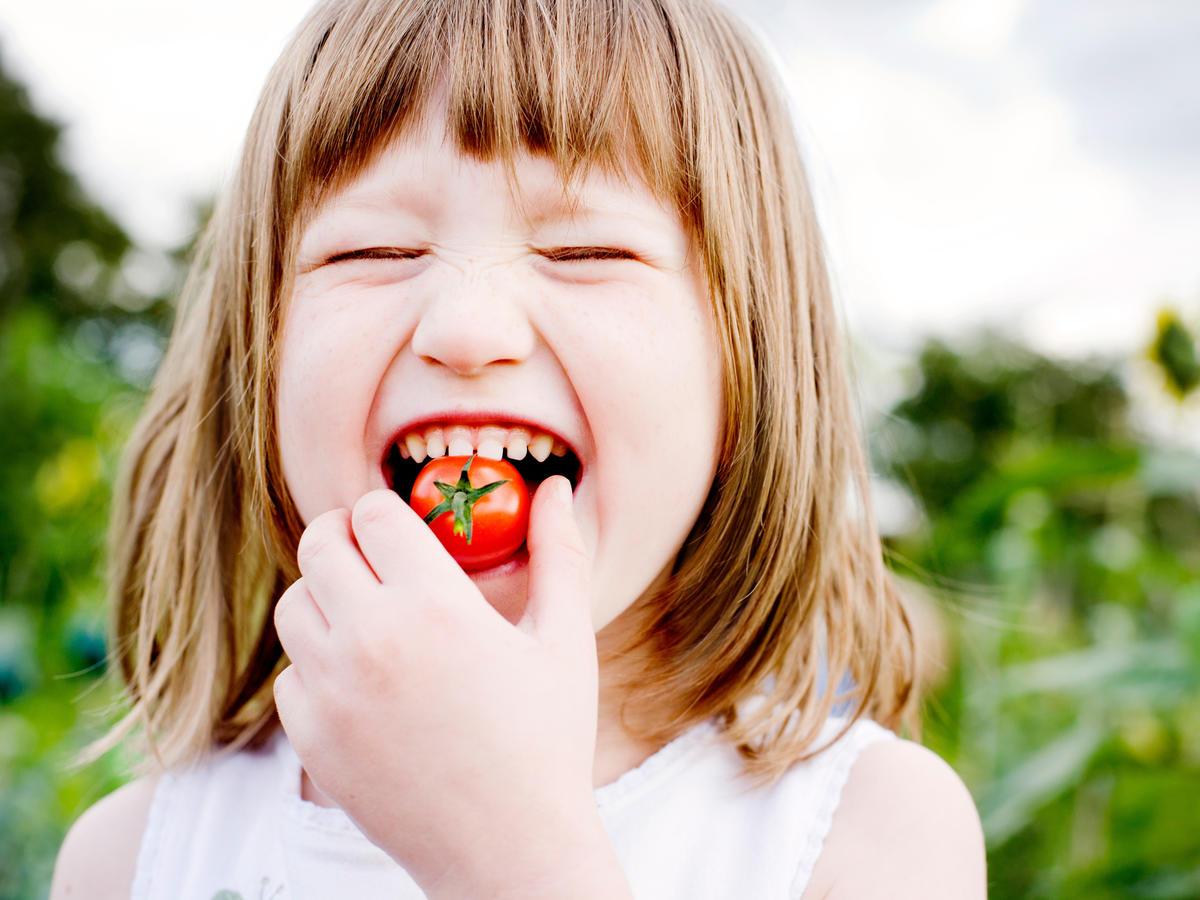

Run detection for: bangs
[[282, 0, 694, 223]]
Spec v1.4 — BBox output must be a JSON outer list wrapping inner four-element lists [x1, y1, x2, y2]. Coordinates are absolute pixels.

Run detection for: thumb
[[521, 475, 592, 646]]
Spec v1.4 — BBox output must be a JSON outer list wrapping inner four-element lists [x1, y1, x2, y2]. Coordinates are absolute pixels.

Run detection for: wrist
[[425, 809, 632, 900]]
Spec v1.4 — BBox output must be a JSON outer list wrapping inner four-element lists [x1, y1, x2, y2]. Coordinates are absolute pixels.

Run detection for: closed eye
[[322, 247, 427, 265], [539, 246, 640, 263], [311, 245, 638, 270]]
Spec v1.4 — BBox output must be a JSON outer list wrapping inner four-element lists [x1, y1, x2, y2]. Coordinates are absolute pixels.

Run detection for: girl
[[52, 0, 986, 897]]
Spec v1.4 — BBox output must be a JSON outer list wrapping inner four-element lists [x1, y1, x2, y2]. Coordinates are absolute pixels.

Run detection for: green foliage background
[[1, 50, 1197, 899]]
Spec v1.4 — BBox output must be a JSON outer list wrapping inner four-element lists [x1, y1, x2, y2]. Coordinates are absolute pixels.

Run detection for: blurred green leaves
[[875, 334, 1200, 898], [0, 49, 176, 899]]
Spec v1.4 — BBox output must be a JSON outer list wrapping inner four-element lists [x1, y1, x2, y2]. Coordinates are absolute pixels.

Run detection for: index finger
[[296, 508, 381, 623], [351, 489, 468, 588]]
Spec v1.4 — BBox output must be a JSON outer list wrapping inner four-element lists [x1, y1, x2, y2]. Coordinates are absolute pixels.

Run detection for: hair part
[[77, 0, 917, 786]]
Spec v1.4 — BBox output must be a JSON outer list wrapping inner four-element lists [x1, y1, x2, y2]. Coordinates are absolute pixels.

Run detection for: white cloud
[[748, 1, 1200, 356], [0, 0, 312, 246], [915, 0, 1030, 60]]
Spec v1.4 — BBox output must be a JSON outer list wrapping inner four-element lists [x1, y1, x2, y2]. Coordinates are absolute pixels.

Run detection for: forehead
[[301, 95, 679, 234]]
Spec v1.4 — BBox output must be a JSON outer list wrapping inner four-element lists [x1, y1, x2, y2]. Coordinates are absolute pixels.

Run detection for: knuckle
[[352, 489, 399, 531], [296, 530, 328, 568], [296, 511, 347, 566], [344, 615, 402, 685], [416, 597, 462, 635], [342, 615, 380, 660], [349, 642, 390, 693], [273, 580, 302, 631], [558, 533, 591, 574], [273, 665, 295, 704]]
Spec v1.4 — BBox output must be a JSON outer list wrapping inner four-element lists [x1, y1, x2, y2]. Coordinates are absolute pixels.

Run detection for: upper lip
[[379, 408, 585, 468]]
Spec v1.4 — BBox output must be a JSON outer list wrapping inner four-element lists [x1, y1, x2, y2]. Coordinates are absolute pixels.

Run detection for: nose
[[409, 278, 536, 377]]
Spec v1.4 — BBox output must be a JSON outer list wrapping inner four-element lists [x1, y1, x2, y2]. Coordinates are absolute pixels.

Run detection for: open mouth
[[382, 431, 584, 503]]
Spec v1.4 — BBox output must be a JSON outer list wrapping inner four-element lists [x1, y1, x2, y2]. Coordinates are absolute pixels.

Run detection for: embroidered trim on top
[[593, 718, 720, 813], [273, 718, 721, 832]]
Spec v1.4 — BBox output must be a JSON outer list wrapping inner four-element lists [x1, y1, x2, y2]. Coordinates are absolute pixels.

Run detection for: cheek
[[556, 287, 717, 437], [615, 301, 720, 522], [276, 290, 406, 520], [550, 285, 721, 614]]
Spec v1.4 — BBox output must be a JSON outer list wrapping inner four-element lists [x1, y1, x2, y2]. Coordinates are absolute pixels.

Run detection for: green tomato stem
[[421, 454, 508, 544]]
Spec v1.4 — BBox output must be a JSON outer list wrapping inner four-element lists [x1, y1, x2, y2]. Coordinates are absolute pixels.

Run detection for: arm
[[49, 773, 161, 900], [803, 739, 987, 900]]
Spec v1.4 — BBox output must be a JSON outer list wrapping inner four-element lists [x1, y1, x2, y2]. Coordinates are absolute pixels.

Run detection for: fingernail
[[557, 477, 573, 507]]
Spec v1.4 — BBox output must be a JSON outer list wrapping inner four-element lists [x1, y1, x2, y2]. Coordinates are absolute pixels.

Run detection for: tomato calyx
[[420, 454, 508, 544]]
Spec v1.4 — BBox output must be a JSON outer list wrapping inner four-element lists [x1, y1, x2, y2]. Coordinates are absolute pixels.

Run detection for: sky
[[0, 0, 1197, 362]]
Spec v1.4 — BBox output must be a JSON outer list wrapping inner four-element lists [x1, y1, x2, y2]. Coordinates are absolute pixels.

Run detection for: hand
[[273, 476, 626, 897]]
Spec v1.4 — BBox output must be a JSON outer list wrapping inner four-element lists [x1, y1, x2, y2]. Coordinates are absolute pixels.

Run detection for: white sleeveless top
[[131, 714, 894, 900]]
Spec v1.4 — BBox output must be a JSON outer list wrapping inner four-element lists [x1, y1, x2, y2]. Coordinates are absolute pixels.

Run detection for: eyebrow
[[518, 186, 605, 225], [313, 177, 654, 230], [318, 184, 440, 224]]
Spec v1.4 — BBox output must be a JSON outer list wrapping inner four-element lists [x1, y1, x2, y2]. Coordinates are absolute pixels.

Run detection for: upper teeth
[[398, 424, 569, 464]]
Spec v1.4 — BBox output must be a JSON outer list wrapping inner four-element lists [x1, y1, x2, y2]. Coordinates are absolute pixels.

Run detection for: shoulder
[[49, 773, 162, 900], [803, 737, 987, 900]]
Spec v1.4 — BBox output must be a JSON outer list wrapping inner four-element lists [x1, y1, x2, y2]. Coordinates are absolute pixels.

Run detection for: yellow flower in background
[[1148, 308, 1200, 400], [34, 439, 101, 514]]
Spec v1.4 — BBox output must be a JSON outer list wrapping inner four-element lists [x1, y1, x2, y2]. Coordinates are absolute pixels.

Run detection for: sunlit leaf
[[981, 721, 1107, 846]]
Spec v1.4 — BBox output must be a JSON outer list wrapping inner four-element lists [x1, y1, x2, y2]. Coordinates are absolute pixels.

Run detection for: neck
[[591, 615, 664, 788]]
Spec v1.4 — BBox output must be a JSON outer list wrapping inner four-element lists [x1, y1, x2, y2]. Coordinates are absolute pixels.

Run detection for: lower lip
[[466, 544, 530, 580]]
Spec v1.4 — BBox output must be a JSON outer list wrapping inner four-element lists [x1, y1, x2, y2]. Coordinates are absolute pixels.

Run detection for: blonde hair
[[79, 0, 916, 786]]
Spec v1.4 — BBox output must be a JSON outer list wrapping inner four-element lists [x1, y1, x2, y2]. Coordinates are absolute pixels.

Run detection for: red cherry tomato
[[408, 454, 530, 571]]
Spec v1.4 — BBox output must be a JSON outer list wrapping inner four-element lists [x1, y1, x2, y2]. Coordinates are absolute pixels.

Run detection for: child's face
[[277, 95, 723, 629]]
